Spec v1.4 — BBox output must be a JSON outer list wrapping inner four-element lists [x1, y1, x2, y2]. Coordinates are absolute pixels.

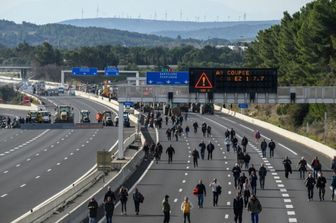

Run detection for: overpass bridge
[[0, 66, 31, 79], [116, 85, 336, 104]]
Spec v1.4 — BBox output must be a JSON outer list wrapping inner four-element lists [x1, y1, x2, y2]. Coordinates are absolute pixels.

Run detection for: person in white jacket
[[209, 178, 221, 207]]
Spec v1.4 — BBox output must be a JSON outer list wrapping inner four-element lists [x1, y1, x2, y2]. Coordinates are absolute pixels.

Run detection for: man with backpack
[[311, 156, 322, 179], [166, 145, 175, 164], [233, 192, 244, 223], [209, 178, 221, 207], [133, 188, 144, 215]]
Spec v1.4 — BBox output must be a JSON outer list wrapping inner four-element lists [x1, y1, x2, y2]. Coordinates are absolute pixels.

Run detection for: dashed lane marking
[[47, 169, 52, 172], [3, 170, 8, 174], [179, 188, 183, 193], [289, 218, 297, 223], [239, 124, 254, 132], [287, 211, 295, 215], [225, 214, 229, 219], [20, 184, 26, 188], [35, 176, 40, 179], [285, 204, 293, 209], [1, 194, 8, 198], [174, 198, 178, 203], [16, 164, 21, 167], [284, 199, 292, 203], [278, 143, 298, 156], [182, 180, 186, 184]]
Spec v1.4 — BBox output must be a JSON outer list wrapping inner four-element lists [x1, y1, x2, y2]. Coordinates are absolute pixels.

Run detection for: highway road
[[109, 111, 335, 223], [0, 96, 134, 223]]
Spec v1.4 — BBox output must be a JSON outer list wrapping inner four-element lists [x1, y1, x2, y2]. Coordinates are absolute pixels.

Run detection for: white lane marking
[[47, 169, 52, 172], [20, 184, 26, 188], [278, 143, 298, 156], [0, 153, 4, 156], [56, 141, 60, 144], [1, 194, 8, 198], [274, 176, 280, 179], [228, 174, 231, 177], [276, 180, 282, 183], [70, 153, 74, 156], [287, 211, 296, 215], [35, 153, 39, 156], [76, 148, 80, 151], [57, 163, 61, 165], [182, 180, 186, 184], [286, 204, 293, 209], [289, 218, 297, 223], [225, 214, 229, 219], [64, 157, 68, 160], [35, 176, 40, 179], [50, 145, 54, 148], [228, 182, 232, 185], [3, 170, 8, 174], [86, 141, 90, 144], [280, 189, 287, 192], [218, 116, 237, 124], [179, 188, 183, 193], [282, 193, 289, 197], [228, 191, 232, 195], [174, 198, 178, 203], [81, 144, 85, 147], [187, 160, 190, 163], [185, 173, 188, 176], [278, 184, 285, 188], [16, 164, 21, 167], [261, 134, 271, 140], [186, 166, 190, 169], [61, 138, 64, 141], [226, 201, 231, 206], [272, 173, 278, 175], [284, 199, 292, 203], [44, 149, 48, 152], [239, 124, 254, 132]]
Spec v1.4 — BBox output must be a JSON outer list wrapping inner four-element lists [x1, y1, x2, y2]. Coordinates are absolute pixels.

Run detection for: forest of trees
[[245, 0, 336, 86], [244, 0, 336, 147]]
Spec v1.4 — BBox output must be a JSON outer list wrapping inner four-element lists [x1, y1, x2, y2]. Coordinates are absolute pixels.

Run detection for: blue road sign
[[123, 101, 134, 107], [238, 103, 248, 109], [105, 67, 119, 76], [72, 67, 98, 76], [146, 71, 189, 85]]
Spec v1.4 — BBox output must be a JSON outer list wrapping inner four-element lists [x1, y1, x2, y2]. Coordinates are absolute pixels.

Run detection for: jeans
[[212, 192, 219, 206], [262, 149, 266, 158], [193, 158, 198, 167], [121, 200, 127, 213], [245, 162, 249, 169], [313, 169, 319, 179], [234, 177, 239, 188], [318, 187, 325, 200], [251, 213, 259, 223], [198, 194, 204, 208], [106, 215, 112, 223], [251, 185, 257, 195], [259, 177, 265, 189], [234, 211, 243, 223], [89, 217, 96, 223], [270, 149, 274, 158], [168, 155, 173, 164], [163, 211, 170, 223], [308, 187, 314, 200], [207, 151, 213, 160], [134, 201, 140, 214], [183, 213, 191, 223], [299, 169, 306, 179]]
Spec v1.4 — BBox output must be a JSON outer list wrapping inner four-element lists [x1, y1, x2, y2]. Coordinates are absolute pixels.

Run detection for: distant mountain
[[60, 18, 279, 40], [0, 20, 207, 48]]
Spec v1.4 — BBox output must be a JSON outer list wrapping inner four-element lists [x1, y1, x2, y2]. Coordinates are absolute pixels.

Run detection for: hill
[[0, 20, 207, 48], [60, 18, 279, 40]]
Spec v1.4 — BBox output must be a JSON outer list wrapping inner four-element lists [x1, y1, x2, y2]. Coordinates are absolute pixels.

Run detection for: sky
[[0, 0, 314, 24]]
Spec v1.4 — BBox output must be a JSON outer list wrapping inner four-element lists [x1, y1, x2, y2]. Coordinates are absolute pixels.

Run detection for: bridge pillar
[[135, 71, 140, 86], [118, 103, 124, 159]]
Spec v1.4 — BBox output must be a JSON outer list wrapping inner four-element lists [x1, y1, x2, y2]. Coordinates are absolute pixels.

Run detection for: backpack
[[138, 193, 144, 203], [216, 185, 222, 195], [193, 187, 199, 195]]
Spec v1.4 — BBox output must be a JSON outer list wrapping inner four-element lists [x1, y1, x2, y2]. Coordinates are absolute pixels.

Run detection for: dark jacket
[[207, 143, 215, 152], [104, 200, 114, 216], [248, 198, 262, 214], [298, 159, 307, 171], [331, 176, 336, 187], [192, 150, 200, 159], [88, 199, 98, 218], [258, 166, 267, 178], [305, 176, 316, 188], [268, 141, 276, 150], [331, 159, 336, 171], [162, 199, 170, 213], [199, 142, 206, 153], [241, 137, 248, 146], [166, 146, 175, 156], [316, 176, 327, 188], [104, 190, 116, 203], [232, 166, 241, 178], [196, 183, 206, 195], [250, 175, 258, 187], [260, 141, 267, 150], [233, 196, 244, 214], [119, 189, 128, 202], [283, 159, 292, 172], [244, 154, 251, 163]]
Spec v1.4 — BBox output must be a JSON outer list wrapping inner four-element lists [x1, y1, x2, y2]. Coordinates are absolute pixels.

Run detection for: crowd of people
[[87, 111, 336, 223]]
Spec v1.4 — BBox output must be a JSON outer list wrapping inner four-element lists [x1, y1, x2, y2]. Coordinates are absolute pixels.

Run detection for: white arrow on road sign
[[148, 80, 153, 84], [166, 80, 171, 84]]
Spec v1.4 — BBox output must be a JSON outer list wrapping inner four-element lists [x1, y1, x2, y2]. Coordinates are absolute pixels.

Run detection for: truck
[[114, 112, 130, 127], [80, 110, 90, 123], [102, 111, 113, 126], [54, 105, 74, 123]]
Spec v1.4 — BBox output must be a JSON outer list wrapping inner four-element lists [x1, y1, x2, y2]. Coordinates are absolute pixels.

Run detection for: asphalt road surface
[[0, 96, 134, 222], [109, 112, 335, 223]]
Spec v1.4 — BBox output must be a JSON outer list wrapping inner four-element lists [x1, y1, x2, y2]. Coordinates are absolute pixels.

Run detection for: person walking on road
[[268, 139, 276, 158], [331, 156, 336, 172], [119, 186, 128, 215], [298, 157, 308, 179], [248, 164, 256, 176], [104, 186, 116, 203], [193, 121, 198, 134], [238, 173, 247, 192], [162, 195, 171, 223], [258, 164, 267, 190], [260, 139, 267, 158], [181, 196, 192, 223], [243, 178, 251, 208], [241, 136, 248, 152], [195, 180, 206, 208], [88, 197, 98, 223], [316, 172, 327, 201], [166, 128, 172, 141], [248, 195, 262, 223], [311, 156, 322, 179], [206, 125, 211, 137], [133, 188, 144, 215], [207, 141, 215, 160], [232, 136, 238, 152], [225, 136, 231, 152], [230, 128, 236, 140], [254, 130, 261, 143], [331, 171, 336, 201], [233, 192, 244, 223], [185, 126, 190, 137], [166, 145, 175, 164], [198, 140, 206, 160], [244, 152, 251, 169], [201, 122, 207, 137], [305, 172, 316, 201], [105, 196, 114, 223], [232, 163, 242, 189], [283, 156, 292, 178], [192, 148, 200, 168], [250, 171, 258, 195], [209, 178, 221, 207]]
